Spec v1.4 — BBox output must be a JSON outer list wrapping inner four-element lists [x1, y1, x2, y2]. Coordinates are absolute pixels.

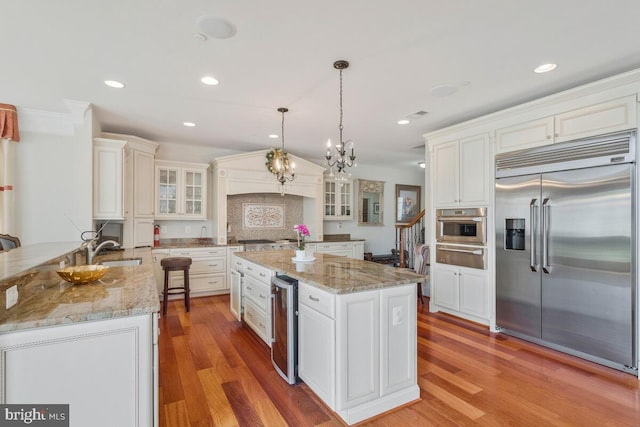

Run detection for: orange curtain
[[0, 104, 18, 233], [0, 104, 19, 142]]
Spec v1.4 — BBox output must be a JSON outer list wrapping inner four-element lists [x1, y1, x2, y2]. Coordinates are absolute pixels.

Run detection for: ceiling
[[5, 1, 640, 168]]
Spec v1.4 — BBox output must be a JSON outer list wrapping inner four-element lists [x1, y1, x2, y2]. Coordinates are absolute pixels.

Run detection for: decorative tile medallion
[[242, 203, 285, 229]]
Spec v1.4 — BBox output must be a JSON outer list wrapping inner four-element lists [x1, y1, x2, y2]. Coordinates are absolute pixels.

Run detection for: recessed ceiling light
[[201, 76, 219, 86], [397, 119, 410, 125], [418, 161, 426, 168], [534, 63, 557, 73], [183, 122, 196, 127], [268, 134, 279, 139], [104, 80, 125, 89]]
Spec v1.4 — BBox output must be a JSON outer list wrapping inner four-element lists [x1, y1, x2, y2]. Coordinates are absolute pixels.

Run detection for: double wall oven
[[435, 207, 487, 269]]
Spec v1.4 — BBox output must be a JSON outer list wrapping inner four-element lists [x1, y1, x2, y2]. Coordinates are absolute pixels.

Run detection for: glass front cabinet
[[324, 179, 353, 220], [155, 161, 208, 220]]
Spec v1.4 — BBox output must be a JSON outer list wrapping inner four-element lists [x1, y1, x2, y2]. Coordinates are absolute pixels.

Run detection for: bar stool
[[161, 257, 192, 315]]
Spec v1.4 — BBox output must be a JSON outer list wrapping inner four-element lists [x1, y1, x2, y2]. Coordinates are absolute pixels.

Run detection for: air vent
[[407, 110, 429, 119], [496, 132, 635, 176]]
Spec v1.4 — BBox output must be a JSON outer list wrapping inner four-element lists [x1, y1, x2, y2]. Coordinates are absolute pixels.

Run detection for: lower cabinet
[[153, 247, 228, 298], [298, 282, 418, 425], [298, 283, 336, 408], [308, 241, 365, 260], [0, 314, 158, 427], [230, 256, 274, 347], [431, 264, 489, 323]]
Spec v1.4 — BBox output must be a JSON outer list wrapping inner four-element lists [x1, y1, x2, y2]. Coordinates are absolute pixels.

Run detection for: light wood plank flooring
[[159, 295, 640, 426]]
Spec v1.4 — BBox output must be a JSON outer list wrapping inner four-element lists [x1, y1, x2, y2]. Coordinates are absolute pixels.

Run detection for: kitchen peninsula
[[0, 243, 159, 427], [232, 250, 422, 425]]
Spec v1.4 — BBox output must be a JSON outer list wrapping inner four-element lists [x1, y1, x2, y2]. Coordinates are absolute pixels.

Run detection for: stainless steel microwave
[[435, 207, 487, 245]]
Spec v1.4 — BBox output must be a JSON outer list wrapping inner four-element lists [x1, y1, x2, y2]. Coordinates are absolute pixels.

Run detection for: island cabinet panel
[[380, 285, 417, 395], [298, 299, 336, 408], [336, 291, 380, 410], [240, 259, 274, 346], [298, 281, 418, 425], [0, 314, 157, 427]]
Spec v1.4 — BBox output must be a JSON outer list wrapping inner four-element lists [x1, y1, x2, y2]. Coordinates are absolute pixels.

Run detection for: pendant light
[[266, 107, 295, 195], [325, 60, 356, 182]]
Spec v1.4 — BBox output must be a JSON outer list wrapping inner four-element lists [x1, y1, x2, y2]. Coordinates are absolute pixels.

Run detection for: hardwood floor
[[159, 295, 640, 426]]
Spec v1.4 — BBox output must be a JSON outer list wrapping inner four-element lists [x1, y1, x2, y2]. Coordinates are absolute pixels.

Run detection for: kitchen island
[[232, 250, 423, 425], [0, 243, 159, 427]]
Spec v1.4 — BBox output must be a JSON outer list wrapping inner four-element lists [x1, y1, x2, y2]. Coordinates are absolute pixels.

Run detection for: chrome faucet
[[86, 240, 120, 264]]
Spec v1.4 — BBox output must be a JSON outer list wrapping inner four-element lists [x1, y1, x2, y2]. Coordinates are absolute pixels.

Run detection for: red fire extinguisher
[[154, 225, 160, 247]]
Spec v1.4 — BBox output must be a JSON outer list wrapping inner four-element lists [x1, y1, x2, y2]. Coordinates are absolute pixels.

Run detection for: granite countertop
[[235, 249, 425, 294], [153, 237, 364, 250], [0, 246, 160, 333]]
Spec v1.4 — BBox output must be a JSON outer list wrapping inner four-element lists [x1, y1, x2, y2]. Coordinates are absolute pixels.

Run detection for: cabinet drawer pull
[[259, 272, 266, 277], [208, 264, 219, 267], [247, 266, 253, 271], [308, 295, 320, 302], [259, 322, 264, 328], [246, 286, 253, 291], [259, 293, 266, 299]]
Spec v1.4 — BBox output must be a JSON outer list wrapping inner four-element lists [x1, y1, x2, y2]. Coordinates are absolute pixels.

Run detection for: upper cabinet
[[432, 133, 489, 207], [496, 95, 637, 154], [93, 138, 126, 219], [323, 179, 353, 220], [155, 160, 208, 220]]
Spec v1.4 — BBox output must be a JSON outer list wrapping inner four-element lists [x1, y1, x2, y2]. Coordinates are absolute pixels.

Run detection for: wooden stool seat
[[161, 257, 192, 315]]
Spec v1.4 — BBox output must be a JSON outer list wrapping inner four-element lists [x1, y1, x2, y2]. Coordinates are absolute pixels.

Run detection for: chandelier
[[325, 60, 356, 182], [266, 107, 295, 195]]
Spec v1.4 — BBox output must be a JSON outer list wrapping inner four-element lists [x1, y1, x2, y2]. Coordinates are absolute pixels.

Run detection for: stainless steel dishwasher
[[271, 275, 298, 384]]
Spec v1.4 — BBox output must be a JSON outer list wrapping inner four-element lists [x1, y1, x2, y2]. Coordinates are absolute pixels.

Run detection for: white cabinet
[[133, 150, 155, 218], [93, 138, 126, 219], [496, 95, 637, 154], [298, 284, 336, 408], [227, 245, 244, 321], [169, 247, 227, 295], [309, 241, 365, 259], [155, 161, 208, 220], [432, 133, 489, 207], [99, 133, 158, 248], [298, 282, 418, 425], [324, 179, 353, 220], [431, 264, 489, 322], [0, 314, 157, 427], [241, 259, 274, 346], [495, 117, 554, 153], [151, 249, 170, 295]]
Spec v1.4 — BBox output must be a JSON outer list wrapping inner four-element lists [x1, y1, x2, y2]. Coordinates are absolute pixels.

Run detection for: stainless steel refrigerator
[[495, 132, 636, 373]]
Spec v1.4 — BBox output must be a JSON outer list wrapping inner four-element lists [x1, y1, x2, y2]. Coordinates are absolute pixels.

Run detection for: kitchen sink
[[99, 258, 143, 267]]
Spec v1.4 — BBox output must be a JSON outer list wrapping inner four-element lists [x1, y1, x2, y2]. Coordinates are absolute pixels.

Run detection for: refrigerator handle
[[529, 198, 538, 272], [542, 198, 552, 274]]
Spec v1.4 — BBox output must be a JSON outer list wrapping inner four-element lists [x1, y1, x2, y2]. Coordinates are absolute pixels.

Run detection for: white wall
[[323, 162, 426, 254], [15, 110, 94, 245]]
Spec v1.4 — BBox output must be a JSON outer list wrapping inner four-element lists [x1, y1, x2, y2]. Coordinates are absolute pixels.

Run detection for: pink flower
[[294, 224, 310, 237], [294, 224, 310, 250]]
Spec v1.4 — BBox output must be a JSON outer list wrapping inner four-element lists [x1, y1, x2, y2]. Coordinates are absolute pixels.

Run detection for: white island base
[[298, 281, 420, 425]]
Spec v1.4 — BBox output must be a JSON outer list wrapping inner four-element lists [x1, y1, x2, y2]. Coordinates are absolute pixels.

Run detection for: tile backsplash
[[227, 193, 303, 241]]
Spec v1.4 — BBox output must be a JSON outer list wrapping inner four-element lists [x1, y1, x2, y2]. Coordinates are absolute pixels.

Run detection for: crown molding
[[17, 100, 91, 136]]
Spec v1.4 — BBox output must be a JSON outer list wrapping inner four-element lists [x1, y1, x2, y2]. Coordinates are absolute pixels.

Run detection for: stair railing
[[395, 209, 426, 268]]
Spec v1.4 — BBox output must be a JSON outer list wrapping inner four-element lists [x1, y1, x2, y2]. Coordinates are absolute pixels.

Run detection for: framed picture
[[373, 202, 380, 214], [395, 184, 421, 223]]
